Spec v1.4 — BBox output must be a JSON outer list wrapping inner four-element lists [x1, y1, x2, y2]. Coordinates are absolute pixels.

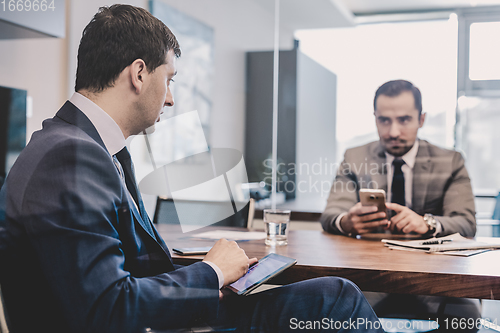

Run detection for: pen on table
[[421, 239, 453, 245]]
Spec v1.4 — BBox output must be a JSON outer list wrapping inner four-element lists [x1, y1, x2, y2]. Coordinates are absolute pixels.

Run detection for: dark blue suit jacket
[[0, 102, 219, 332]]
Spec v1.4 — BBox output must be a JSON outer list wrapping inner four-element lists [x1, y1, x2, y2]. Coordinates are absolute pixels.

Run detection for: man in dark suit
[[320, 80, 479, 330], [0, 4, 381, 332]]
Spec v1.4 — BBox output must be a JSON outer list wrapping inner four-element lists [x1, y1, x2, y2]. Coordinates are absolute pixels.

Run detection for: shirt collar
[[385, 139, 419, 169], [69, 92, 125, 156]]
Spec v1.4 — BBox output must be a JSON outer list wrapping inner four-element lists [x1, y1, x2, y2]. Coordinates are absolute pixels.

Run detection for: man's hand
[[386, 202, 428, 234], [219, 288, 232, 301], [340, 202, 389, 235], [203, 238, 258, 287]]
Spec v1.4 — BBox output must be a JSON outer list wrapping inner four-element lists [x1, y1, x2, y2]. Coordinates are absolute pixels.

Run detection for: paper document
[[382, 233, 500, 253], [385, 245, 491, 257], [191, 230, 266, 241]]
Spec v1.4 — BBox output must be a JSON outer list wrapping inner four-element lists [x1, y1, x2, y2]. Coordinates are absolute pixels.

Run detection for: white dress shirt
[[69, 92, 125, 156], [335, 140, 441, 235], [68, 93, 224, 288]]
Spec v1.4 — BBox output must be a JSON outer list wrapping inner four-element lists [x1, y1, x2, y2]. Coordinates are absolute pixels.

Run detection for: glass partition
[[296, 17, 458, 162]]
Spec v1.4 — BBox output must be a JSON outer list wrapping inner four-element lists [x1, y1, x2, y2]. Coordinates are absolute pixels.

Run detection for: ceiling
[[250, 0, 500, 31], [341, 0, 500, 15], [250, 0, 355, 29]]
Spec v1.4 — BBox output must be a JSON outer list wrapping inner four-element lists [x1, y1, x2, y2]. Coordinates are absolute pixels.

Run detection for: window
[[456, 7, 500, 200], [296, 17, 458, 161], [457, 7, 500, 95], [469, 22, 500, 81]]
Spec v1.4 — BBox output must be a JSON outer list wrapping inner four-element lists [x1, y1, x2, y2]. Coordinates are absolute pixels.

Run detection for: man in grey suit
[[320, 80, 480, 330], [321, 80, 476, 238]]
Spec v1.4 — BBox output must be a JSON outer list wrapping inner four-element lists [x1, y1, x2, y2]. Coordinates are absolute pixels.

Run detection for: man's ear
[[419, 112, 426, 128], [129, 59, 147, 94]]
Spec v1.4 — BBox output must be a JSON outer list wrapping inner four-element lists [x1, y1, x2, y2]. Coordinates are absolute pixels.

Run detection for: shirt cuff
[[335, 212, 349, 235], [202, 261, 224, 289]]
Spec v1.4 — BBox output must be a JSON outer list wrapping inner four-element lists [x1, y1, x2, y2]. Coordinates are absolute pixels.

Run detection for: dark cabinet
[[245, 45, 337, 200]]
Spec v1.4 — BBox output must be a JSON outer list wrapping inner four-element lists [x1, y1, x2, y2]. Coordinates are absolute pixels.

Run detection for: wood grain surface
[[157, 224, 500, 300]]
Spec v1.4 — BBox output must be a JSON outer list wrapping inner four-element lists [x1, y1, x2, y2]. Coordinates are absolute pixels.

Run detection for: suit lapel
[[412, 140, 432, 214], [369, 143, 388, 192], [125, 191, 147, 232], [126, 191, 171, 261], [122, 179, 173, 263], [56, 101, 107, 151]]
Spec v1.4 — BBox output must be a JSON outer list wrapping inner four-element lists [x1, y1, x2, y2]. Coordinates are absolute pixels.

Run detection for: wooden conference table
[[157, 224, 500, 300]]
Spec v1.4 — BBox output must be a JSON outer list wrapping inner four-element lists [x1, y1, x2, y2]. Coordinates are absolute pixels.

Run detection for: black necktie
[[392, 159, 406, 207], [115, 147, 156, 240]]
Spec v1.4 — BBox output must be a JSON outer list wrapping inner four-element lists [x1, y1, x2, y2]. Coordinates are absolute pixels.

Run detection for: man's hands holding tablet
[[201, 240, 296, 300], [226, 253, 297, 296], [203, 238, 258, 287]]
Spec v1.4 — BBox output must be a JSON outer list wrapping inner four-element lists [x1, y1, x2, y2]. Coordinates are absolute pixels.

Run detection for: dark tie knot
[[115, 147, 132, 166], [392, 158, 405, 167], [393, 159, 405, 170]]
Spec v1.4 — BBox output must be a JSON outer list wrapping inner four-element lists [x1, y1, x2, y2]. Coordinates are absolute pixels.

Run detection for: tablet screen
[[227, 253, 296, 296]]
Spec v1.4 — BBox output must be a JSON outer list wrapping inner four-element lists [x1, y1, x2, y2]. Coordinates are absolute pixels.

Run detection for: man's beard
[[383, 139, 412, 157]]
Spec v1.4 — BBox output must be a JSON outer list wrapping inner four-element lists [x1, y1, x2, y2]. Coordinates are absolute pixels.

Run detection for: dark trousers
[[208, 277, 383, 332]]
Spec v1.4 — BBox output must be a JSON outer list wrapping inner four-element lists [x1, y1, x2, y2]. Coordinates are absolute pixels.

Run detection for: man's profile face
[[137, 49, 177, 134], [374, 91, 425, 157]]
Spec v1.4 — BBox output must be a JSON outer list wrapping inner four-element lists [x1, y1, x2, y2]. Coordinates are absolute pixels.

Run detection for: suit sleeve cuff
[[335, 212, 349, 235], [202, 261, 224, 289]]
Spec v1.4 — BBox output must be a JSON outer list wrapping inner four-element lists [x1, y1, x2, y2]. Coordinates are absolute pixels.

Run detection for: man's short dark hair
[[373, 80, 422, 115], [75, 4, 181, 93]]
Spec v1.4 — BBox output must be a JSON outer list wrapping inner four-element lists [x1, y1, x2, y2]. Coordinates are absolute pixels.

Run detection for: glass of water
[[264, 209, 291, 246]]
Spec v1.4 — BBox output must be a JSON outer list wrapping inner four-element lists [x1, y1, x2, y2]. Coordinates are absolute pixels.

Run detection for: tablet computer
[[172, 246, 212, 255], [226, 253, 297, 296]]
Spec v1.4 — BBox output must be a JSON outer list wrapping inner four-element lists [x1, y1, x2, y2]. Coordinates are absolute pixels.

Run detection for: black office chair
[[153, 197, 254, 229]]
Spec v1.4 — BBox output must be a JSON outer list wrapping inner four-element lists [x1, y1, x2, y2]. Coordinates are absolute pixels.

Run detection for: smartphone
[[359, 189, 387, 220], [172, 246, 212, 256]]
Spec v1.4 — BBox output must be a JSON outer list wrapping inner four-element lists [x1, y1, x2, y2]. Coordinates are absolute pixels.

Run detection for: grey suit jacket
[[320, 140, 476, 237]]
